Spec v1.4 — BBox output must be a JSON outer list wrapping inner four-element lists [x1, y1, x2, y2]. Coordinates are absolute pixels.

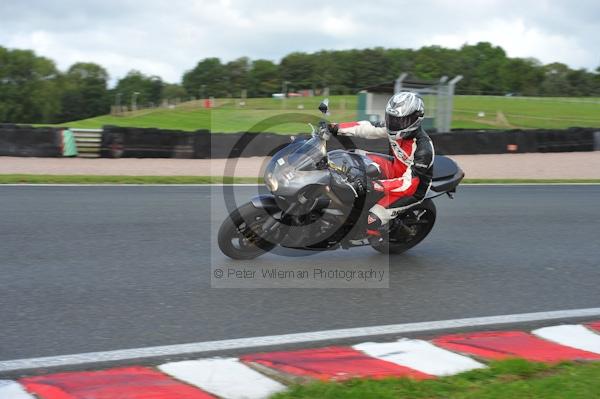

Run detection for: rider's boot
[[366, 212, 386, 241]]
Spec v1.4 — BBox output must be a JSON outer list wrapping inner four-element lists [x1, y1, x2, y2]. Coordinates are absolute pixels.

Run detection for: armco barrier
[[0, 124, 62, 157]]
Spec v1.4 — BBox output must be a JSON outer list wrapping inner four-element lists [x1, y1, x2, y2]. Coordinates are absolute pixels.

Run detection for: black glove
[[354, 178, 366, 197], [327, 123, 339, 136]]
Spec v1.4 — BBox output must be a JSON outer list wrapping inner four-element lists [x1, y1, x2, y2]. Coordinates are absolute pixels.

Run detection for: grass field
[[272, 359, 600, 399], [48, 95, 600, 133], [53, 96, 358, 133], [452, 96, 600, 129]]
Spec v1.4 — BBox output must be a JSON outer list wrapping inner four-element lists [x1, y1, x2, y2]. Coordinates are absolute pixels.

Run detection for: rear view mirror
[[318, 98, 329, 114]]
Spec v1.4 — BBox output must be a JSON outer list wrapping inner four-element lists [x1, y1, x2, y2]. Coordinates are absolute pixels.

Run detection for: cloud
[[426, 18, 593, 68], [0, 0, 598, 84]]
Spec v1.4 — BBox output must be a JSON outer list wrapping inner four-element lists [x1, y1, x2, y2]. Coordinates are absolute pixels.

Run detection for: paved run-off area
[[1, 151, 600, 179]]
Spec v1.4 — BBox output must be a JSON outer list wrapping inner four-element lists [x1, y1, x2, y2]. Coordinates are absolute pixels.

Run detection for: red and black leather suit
[[336, 120, 435, 232]]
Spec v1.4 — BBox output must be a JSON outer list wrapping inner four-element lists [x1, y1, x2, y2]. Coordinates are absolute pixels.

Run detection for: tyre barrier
[[209, 132, 393, 159], [211, 128, 597, 158], [534, 128, 595, 153], [0, 124, 62, 157], [430, 128, 595, 155], [0, 125, 597, 158], [100, 126, 210, 158]]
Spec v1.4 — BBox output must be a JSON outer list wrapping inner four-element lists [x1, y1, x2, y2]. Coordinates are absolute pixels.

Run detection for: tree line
[[1, 42, 599, 124]]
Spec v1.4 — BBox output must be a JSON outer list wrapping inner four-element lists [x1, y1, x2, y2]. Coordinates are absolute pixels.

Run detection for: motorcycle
[[218, 100, 464, 260]]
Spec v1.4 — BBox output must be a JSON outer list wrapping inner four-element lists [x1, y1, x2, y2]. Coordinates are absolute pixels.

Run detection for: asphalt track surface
[[1, 185, 599, 362]]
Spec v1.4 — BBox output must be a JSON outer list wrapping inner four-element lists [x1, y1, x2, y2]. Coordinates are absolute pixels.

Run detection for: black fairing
[[327, 150, 369, 203], [250, 195, 280, 212], [250, 151, 462, 249], [430, 155, 465, 193]]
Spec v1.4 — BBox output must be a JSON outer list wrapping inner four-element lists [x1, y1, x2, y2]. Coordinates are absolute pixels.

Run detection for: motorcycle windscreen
[[264, 137, 326, 181]]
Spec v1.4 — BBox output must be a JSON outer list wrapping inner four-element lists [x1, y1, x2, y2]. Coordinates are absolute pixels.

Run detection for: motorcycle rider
[[329, 91, 435, 237]]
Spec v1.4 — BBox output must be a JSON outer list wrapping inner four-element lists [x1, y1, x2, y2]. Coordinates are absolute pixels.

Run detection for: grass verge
[[1, 175, 599, 185], [0, 174, 261, 184], [272, 359, 600, 399]]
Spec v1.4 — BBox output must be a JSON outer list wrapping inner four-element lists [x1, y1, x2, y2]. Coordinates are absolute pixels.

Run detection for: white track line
[[159, 358, 285, 399], [1, 307, 599, 373], [0, 380, 35, 399], [532, 324, 600, 354], [354, 339, 484, 376]]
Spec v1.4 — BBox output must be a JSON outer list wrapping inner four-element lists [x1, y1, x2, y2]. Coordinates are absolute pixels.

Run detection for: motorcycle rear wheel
[[371, 199, 437, 255], [218, 202, 277, 260]]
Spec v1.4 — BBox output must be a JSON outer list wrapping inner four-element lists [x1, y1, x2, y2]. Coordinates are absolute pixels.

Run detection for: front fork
[[260, 202, 296, 237]]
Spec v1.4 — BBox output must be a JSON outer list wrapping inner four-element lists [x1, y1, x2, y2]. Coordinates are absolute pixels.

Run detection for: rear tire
[[218, 203, 277, 260], [371, 199, 436, 255]]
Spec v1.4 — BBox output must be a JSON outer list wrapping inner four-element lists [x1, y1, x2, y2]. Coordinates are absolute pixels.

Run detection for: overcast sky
[[1, 0, 599, 84]]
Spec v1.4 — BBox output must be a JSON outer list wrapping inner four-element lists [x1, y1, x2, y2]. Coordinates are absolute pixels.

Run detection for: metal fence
[[357, 73, 462, 133]]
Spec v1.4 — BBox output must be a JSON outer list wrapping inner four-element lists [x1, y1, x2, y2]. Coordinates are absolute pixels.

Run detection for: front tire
[[371, 199, 437, 255], [218, 202, 278, 260]]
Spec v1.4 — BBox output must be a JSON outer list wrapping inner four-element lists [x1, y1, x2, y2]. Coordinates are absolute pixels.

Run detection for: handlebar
[[309, 121, 331, 141], [318, 120, 331, 141]]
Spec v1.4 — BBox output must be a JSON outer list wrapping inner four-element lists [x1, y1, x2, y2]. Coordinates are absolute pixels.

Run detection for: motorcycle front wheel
[[371, 199, 437, 255], [218, 202, 278, 260]]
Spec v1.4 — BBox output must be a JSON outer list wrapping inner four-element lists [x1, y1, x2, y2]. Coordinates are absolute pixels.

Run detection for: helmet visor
[[385, 111, 421, 132]]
